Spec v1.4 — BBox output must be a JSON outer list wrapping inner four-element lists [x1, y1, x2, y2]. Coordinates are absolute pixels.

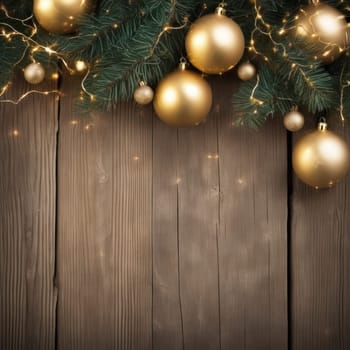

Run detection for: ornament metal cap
[[318, 118, 327, 131], [215, 2, 227, 15], [179, 58, 188, 71]]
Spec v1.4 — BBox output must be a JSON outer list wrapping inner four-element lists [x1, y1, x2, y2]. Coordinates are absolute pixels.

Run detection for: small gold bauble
[[237, 61, 256, 81], [292, 121, 350, 188], [295, 3, 347, 63], [185, 5, 245, 74], [34, 0, 92, 34], [133, 82, 154, 105], [24, 62, 45, 84], [283, 110, 304, 132], [153, 63, 212, 127]]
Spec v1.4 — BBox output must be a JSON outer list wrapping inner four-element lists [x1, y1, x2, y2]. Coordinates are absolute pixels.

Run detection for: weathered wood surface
[[216, 77, 288, 350], [57, 77, 153, 349], [1, 74, 350, 350], [152, 76, 288, 350], [291, 116, 350, 350], [0, 78, 58, 349]]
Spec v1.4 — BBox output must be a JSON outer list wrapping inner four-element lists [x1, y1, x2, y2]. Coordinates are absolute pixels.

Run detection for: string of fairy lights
[[1, 0, 350, 189]]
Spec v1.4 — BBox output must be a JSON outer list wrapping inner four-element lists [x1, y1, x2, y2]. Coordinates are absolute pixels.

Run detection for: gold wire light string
[[0, 89, 61, 105], [339, 64, 349, 122], [0, 5, 34, 30], [0, 20, 75, 74], [249, 73, 264, 106]]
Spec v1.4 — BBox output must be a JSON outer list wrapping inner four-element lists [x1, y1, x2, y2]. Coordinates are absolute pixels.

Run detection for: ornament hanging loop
[[179, 57, 188, 71], [318, 117, 328, 131], [216, 2, 227, 15]]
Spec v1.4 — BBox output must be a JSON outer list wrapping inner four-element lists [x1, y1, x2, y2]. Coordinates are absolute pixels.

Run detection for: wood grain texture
[[176, 105, 221, 350], [152, 118, 183, 350], [152, 93, 221, 350], [216, 76, 288, 350], [57, 77, 153, 349], [291, 117, 350, 350], [0, 77, 58, 349]]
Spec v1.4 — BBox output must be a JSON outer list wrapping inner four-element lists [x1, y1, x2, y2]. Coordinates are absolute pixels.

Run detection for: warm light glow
[[51, 72, 59, 80], [319, 139, 344, 162], [315, 13, 343, 36], [75, 60, 87, 72], [11, 129, 19, 136], [190, 32, 207, 48], [37, 0, 54, 11], [183, 83, 200, 99], [162, 88, 177, 105]]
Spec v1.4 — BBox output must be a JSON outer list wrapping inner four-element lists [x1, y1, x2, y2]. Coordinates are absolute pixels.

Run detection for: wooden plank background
[[0, 74, 349, 350]]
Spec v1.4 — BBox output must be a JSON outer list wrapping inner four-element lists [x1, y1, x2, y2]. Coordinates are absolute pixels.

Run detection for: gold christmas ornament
[[133, 81, 154, 105], [185, 4, 245, 74], [237, 61, 256, 81], [295, 3, 347, 63], [24, 62, 45, 84], [283, 108, 304, 132], [153, 61, 212, 127], [292, 120, 350, 188], [33, 0, 92, 34]]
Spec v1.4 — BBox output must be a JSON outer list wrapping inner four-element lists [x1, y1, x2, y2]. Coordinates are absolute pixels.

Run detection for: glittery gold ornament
[[185, 4, 245, 74], [295, 3, 347, 63], [153, 61, 212, 127], [24, 62, 45, 84], [292, 120, 350, 188], [237, 61, 256, 81], [133, 81, 154, 105], [33, 0, 92, 34], [283, 109, 304, 132]]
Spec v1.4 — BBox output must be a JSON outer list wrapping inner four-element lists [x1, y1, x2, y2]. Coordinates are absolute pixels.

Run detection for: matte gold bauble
[[153, 63, 212, 127], [292, 121, 350, 188], [185, 5, 245, 74], [24, 62, 45, 84], [33, 0, 92, 34], [283, 109, 304, 132], [237, 61, 256, 81], [295, 3, 347, 63], [133, 82, 154, 105]]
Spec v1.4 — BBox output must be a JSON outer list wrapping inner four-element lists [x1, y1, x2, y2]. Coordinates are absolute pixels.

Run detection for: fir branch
[[233, 65, 277, 128], [78, 0, 195, 110], [277, 45, 338, 113]]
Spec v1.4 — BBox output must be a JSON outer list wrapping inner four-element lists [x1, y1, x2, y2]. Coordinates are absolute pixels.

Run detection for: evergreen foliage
[[1, 0, 350, 125]]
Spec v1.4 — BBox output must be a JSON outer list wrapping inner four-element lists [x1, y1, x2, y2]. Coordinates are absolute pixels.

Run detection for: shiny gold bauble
[[295, 3, 347, 63], [24, 62, 45, 84], [133, 82, 154, 105], [185, 6, 245, 74], [237, 61, 256, 81], [153, 64, 212, 127], [292, 122, 350, 188], [33, 0, 92, 34], [283, 110, 304, 132]]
